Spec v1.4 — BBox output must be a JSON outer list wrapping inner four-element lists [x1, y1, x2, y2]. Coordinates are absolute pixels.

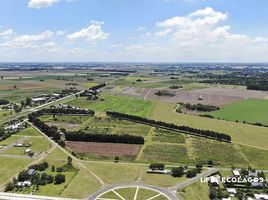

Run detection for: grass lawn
[[136, 188, 159, 199], [191, 138, 248, 166], [114, 187, 137, 199], [152, 101, 268, 150], [68, 94, 155, 118], [239, 145, 268, 169], [152, 128, 186, 144], [15, 126, 43, 137], [0, 135, 24, 146], [0, 110, 14, 118], [140, 172, 187, 188], [178, 182, 210, 200], [139, 144, 191, 164], [3, 136, 52, 155], [60, 168, 101, 198], [83, 162, 147, 184], [0, 157, 32, 185], [208, 99, 268, 125]]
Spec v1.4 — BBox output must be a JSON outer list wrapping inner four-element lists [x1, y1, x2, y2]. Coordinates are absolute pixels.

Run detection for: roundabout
[[87, 182, 179, 200]]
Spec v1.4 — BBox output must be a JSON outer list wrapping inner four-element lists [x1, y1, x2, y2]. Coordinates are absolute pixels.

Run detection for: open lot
[[68, 94, 155, 118], [66, 141, 142, 157], [208, 98, 268, 125]]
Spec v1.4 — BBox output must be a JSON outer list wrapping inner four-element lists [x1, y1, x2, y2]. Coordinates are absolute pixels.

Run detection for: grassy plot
[[3, 137, 52, 155], [191, 138, 248, 166], [152, 128, 186, 144], [60, 168, 101, 198], [139, 144, 190, 164], [0, 157, 32, 185], [15, 127, 43, 137], [0, 110, 14, 118], [68, 94, 155, 118], [207, 99, 268, 125], [82, 162, 146, 184], [178, 182, 210, 200], [152, 101, 268, 150], [239, 145, 268, 169], [140, 172, 187, 188]]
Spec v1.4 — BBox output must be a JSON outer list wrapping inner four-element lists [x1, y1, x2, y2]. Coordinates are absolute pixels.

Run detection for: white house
[[232, 170, 240, 176], [254, 194, 268, 200], [227, 188, 237, 197], [209, 176, 220, 186]]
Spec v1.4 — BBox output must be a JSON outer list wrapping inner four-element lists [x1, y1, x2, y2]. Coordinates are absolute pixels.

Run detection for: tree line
[[65, 131, 144, 144], [90, 83, 107, 90], [106, 111, 231, 142], [42, 106, 94, 116], [182, 103, 219, 112]]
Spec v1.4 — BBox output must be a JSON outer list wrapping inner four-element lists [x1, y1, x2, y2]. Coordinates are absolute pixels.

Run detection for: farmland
[[0, 66, 268, 200], [207, 98, 268, 125]]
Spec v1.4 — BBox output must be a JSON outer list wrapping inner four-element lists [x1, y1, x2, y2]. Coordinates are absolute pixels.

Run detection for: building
[[17, 181, 32, 187], [232, 170, 240, 177], [227, 188, 237, 197], [254, 194, 268, 200], [209, 176, 220, 186], [27, 169, 36, 176], [24, 149, 31, 154]]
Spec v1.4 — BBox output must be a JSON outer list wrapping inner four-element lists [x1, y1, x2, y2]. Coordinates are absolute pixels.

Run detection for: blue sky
[[0, 0, 268, 62]]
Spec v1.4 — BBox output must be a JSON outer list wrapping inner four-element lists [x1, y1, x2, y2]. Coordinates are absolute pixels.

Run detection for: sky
[[0, 0, 268, 62]]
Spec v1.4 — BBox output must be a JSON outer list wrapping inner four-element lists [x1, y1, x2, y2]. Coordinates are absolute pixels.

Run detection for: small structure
[[254, 194, 268, 200], [209, 176, 220, 186], [27, 169, 36, 176], [147, 169, 171, 175], [17, 181, 32, 187], [14, 143, 24, 147], [252, 182, 265, 189], [232, 170, 240, 177], [24, 149, 31, 154], [227, 188, 237, 197]]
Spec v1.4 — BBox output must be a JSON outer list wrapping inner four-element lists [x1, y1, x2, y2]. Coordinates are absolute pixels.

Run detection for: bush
[[171, 167, 184, 177]]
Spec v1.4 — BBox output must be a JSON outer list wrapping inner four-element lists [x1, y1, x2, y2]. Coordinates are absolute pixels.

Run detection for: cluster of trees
[[5, 162, 66, 192], [0, 99, 9, 105], [65, 131, 144, 144], [42, 106, 95, 116], [28, 112, 62, 144], [107, 111, 231, 142], [182, 103, 219, 112], [155, 90, 175, 97], [198, 71, 268, 91], [20, 97, 32, 108], [149, 163, 165, 170], [169, 85, 183, 89], [171, 164, 203, 178], [90, 83, 106, 90], [209, 187, 230, 199]]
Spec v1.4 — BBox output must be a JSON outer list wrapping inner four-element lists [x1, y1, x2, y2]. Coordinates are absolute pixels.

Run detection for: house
[[147, 169, 171, 175], [14, 143, 24, 147], [254, 194, 268, 200], [52, 93, 60, 98], [232, 170, 240, 177], [227, 188, 237, 197], [32, 97, 47, 105], [17, 181, 32, 187], [27, 169, 36, 176], [221, 198, 231, 200], [209, 176, 220, 186], [252, 182, 265, 189], [24, 149, 31, 154]]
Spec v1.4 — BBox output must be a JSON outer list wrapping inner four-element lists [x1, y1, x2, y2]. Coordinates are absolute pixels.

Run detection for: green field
[[207, 99, 268, 125], [0, 157, 32, 186], [68, 94, 155, 118], [152, 101, 268, 150], [178, 182, 210, 200]]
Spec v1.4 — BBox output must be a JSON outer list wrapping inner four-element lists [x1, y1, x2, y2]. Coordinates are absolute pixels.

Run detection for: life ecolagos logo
[[200, 177, 266, 183]]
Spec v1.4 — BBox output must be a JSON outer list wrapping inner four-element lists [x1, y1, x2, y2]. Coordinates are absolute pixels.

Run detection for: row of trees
[[65, 131, 144, 144], [107, 111, 231, 142], [42, 106, 95, 116], [183, 103, 219, 112], [90, 83, 106, 90], [28, 113, 62, 143]]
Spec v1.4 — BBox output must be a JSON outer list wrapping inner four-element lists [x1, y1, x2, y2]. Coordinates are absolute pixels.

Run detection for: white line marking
[[147, 194, 162, 200], [112, 190, 126, 200], [133, 187, 139, 200]]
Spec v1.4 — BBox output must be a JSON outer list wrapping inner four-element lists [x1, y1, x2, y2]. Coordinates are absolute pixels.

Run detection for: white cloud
[[0, 29, 14, 36], [155, 29, 172, 37], [108, 43, 123, 48], [28, 0, 59, 9], [67, 21, 110, 42], [137, 26, 146, 32], [1, 31, 53, 49]]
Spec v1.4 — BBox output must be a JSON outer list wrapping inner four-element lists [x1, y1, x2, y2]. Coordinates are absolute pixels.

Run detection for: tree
[[5, 182, 15, 192], [18, 170, 30, 182], [51, 165, 55, 172], [114, 156, 120, 163], [186, 169, 197, 178], [67, 156, 72, 165], [196, 163, 203, 173], [25, 97, 32, 106], [171, 167, 184, 177], [54, 174, 65, 184]]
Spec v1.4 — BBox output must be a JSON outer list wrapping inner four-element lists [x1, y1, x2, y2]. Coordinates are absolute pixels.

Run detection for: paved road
[[168, 168, 219, 191], [0, 192, 78, 200], [0, 91, 84, 126]]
